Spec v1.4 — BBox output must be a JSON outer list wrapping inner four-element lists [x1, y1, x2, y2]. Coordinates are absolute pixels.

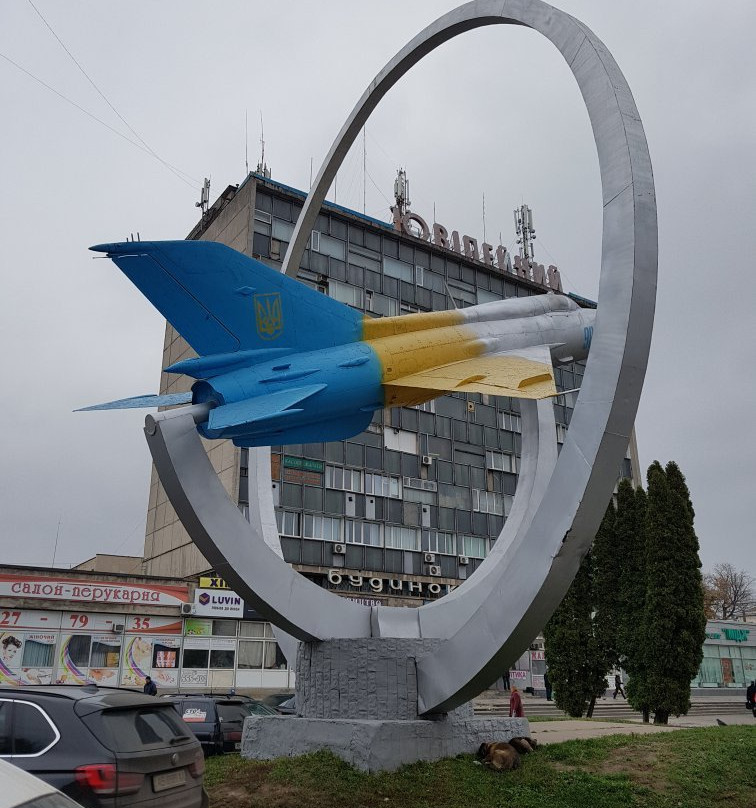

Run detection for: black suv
[[0, 685, 207, 808], [165, 695, 275, 755]]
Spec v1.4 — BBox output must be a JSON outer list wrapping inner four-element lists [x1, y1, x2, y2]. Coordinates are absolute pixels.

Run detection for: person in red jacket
[[509, 685, 524, 717]]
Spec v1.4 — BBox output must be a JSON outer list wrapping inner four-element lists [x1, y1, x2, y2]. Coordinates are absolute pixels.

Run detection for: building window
[[473, 489, 505, 515], [500, 413, 521, 432], [384, 429, 418, 454], [385, 525, 420, 551], [486, 451, 516, 473], [325, 465, 363, 492], [460, 534, 488, 559], [345, 520, 382, 546], [421, 529, 456, 555], [556, 424, 568, 443], [276, 510, 301, 537], [364, 472, 402, 498], [303, 514, 342, 542], [328, 279, 363, 308]]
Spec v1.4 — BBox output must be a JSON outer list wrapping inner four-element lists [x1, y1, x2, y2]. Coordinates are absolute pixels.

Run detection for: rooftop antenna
[[362, 127, 367, 214], [514, 203, 536, 263], [393, 167, 410, 217], [51, 518, 62, 568], [482, 192, 487, 243], [245, 109, 249, 175], [256, 111, 270, 178], [196, 177, 210, 216]]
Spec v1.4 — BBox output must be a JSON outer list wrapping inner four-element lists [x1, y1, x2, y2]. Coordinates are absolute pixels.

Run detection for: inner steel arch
[[146, 0, 656, 715]]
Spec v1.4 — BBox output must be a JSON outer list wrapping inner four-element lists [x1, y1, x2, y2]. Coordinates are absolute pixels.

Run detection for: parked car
[[0, 758, 84, 808], [166, 696, 275, 755], [261, 692, 294, 710], [0, 685, 207, 808], [275, 696, 296, 715]]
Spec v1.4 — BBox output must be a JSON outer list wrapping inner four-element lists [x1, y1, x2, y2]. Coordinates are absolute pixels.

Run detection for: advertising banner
[[0, 630, 23, 684], [1, 609, 61, 630], [194, 588, 243, 618], [57, 634, 91, 684], [19, 633, 56, 685], [0, 574, 188, 607], [120, 635, 153, 687]]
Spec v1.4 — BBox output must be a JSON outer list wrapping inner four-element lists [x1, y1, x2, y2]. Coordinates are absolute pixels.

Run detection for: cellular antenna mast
[[256, 111, 270, 178], [514, 204, 536, 263], [245, 109, 249, 175], [393, 167, 410, 217]]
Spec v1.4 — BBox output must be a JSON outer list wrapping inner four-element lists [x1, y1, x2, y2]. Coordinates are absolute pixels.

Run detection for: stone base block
[[241, 714, 530, 772]]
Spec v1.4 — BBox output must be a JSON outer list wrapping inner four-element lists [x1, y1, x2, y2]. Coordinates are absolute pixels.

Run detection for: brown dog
[[476, 741, 521, 771], [509, 736, 538, 754]]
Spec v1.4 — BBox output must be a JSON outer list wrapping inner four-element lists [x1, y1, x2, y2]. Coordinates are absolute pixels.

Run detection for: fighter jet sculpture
[[83, 241, 595, 446]]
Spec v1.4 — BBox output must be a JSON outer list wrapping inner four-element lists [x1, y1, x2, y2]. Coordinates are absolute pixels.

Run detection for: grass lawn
[[205, 725, 755, 808]]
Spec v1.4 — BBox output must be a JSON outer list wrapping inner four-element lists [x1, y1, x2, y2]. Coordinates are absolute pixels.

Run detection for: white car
[[0, 759, 83, 808]]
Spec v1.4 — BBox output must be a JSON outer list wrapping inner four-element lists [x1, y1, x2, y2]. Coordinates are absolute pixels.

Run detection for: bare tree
[[703, 563, 755, 620]]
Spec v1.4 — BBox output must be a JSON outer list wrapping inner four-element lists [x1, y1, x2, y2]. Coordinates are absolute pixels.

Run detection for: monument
[[91, 0, 656, 771]]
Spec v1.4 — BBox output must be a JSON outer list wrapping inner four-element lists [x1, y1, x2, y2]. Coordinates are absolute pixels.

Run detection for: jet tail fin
[[90, 241, 363, 357]]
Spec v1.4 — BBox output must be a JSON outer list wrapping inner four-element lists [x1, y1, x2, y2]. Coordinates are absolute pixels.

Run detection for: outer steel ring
[[279, 0, 657, 713], [147, 0, 656, 714]]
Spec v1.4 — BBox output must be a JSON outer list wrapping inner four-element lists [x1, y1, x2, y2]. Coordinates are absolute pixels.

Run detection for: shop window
[[212, 620, 237, 637], [209, 649, 235, 669], [237, 640, 277, 669], [182, 648, 209, 668]]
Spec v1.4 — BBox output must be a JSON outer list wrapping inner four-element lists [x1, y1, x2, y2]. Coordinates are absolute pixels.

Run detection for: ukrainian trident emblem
[[254, 293, 283, 340]]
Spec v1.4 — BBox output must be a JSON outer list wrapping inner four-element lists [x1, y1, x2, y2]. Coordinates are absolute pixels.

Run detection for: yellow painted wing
[[386, 349, 556, 400]]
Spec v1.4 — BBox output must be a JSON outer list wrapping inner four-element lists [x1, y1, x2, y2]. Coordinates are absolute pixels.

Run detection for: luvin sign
[[392, 209, 563, 293]]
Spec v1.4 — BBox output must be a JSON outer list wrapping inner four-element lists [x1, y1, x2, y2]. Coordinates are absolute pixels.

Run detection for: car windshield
[[245, 702, 277, 716], [100, 706, 192, 751]]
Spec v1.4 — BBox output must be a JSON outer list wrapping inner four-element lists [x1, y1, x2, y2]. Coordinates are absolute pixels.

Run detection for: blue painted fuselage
[[193, 341, 383, 446]]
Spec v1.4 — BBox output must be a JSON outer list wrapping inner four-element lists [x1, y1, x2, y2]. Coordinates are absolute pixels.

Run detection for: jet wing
[[386, 346, 556, 400]]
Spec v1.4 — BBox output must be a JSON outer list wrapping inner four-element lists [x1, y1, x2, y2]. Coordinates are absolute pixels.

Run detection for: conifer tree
[[544, 545, 609, 717], [615, 481, 651, 720], [592, 500, 620, 671], [637, 461, 706, 724]]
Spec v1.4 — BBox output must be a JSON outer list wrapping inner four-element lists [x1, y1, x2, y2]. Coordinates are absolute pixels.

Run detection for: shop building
[[0, 566, 291, 692]]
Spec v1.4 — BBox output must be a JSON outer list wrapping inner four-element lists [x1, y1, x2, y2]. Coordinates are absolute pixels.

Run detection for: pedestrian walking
[[612, 673, 625, 699], [502, 669, 510, 691], [509, 685, 524, 717], [143, 675, 157, 696], [746, 680, 755, 710], [544, 670, 552, 701]]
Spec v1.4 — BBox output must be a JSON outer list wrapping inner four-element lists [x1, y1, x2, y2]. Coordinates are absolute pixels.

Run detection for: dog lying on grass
[[477, 737, 538, 771]]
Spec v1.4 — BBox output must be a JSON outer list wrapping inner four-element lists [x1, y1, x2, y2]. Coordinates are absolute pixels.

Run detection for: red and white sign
[[0, 574, 188, 607], [510, 669, 528, 680], [0, 609, 61, 630]]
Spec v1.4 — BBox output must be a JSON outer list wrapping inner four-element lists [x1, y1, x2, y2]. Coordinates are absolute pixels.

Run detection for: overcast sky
[[1, 1, 754, 579]]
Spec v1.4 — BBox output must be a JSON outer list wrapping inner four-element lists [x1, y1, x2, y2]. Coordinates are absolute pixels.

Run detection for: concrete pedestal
[[241, 639, 528, 771]]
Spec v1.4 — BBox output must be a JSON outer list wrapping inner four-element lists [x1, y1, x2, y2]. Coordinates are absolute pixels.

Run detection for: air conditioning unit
[[421, 455, 433, 466], [458, 555, 470, 566], [333, 543, 347, 555], [113, 624, 125, 633], [180, 603, 196, 615], [423, 552, 436, 563], [428, 565, 442, 577]]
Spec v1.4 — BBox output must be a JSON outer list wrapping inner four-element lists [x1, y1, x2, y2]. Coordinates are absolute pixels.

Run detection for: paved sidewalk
[[528, 713, 754, 744]]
